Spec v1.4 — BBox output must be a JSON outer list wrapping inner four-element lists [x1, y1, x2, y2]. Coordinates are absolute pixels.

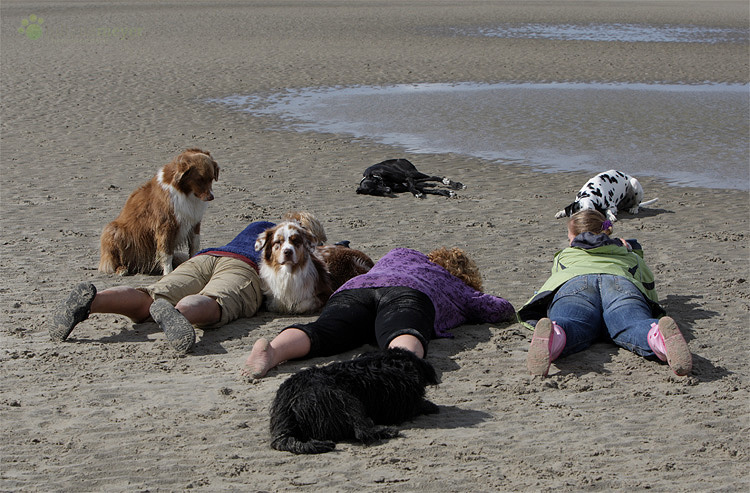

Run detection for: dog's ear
[[212, 162, 220, 182], [172, 152, 194, 183], [356, 176, 375, 194], [255, 230, 270, 252], [175, 166, 193, 185], [299, 227, 318, 252]]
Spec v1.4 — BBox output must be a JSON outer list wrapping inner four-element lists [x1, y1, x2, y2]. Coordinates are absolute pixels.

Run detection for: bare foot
[[241, 338, 274, 379]]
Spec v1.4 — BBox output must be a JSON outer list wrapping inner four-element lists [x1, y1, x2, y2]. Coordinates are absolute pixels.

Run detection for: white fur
[[256, 222, 329, 314], [555, 170, 658, 222], [259, 261, 323, 314], [157, 171, 208, 273], [627, 177, 645, 215]]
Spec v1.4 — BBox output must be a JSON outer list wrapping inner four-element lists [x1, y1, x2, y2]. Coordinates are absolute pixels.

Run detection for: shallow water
[[451, 23, 749, 44], [212, 82, 749, 190]]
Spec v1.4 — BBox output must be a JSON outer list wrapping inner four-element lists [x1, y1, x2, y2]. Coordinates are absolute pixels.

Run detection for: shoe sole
[[50, 282, 97, 341], [149, 299, 195, 354], [527, 318, 553, 377], [658, 316, 692, 376]]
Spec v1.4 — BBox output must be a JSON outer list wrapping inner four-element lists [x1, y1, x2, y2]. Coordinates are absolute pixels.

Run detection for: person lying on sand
[[49, 212, 326, 354], [517, 209, 692, 377], [243, 246, 515, 378]]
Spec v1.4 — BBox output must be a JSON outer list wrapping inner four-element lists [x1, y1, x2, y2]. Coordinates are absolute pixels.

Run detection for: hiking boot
[[149, 299, 195, 354], [50, 282, 97, 341]]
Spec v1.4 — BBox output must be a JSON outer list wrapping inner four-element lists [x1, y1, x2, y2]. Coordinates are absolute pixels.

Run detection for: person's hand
[[619, 238, 632, 251]]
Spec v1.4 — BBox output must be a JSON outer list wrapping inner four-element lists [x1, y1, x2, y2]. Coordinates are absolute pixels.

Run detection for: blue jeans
[[547, 274, 658, 358]]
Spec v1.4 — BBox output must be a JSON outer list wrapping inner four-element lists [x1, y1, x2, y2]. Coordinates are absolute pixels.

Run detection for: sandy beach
[[1, 1, 748, 491]]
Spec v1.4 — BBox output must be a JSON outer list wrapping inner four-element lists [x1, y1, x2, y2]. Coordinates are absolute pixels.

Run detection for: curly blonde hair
[[427, 247, 483, 291], [281, 211, 328, 246]]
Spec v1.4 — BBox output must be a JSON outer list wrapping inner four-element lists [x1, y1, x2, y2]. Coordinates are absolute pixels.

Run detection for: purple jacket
[[336, 248, 515, 337]]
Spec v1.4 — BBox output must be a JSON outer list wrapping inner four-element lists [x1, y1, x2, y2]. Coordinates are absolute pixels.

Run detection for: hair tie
[[601, 220, 612, 232]]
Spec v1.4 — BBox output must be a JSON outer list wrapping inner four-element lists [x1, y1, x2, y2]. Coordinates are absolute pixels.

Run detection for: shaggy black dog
[[356, 158, 464, 198], [270, 348, 440, 454]]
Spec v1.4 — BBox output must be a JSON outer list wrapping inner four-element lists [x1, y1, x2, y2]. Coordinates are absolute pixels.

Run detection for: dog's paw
[[355, 425, 400, 444], [628, 206, 639, 215], [443, 178, 466, 190], [606, 211, 618, 222], [554, 210, 567, 219]]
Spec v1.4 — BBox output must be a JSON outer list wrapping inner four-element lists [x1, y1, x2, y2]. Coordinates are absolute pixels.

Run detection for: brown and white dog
[[255, 221, 333, 314], [98, 148, 219, 276]]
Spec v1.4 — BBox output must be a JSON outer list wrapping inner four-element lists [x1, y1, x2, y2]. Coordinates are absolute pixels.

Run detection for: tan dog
[[99, 148, 219, 276]]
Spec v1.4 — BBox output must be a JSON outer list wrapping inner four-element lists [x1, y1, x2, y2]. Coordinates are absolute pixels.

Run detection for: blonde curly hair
[[427, 247, 483, 291], [281, 211, 328, 246]]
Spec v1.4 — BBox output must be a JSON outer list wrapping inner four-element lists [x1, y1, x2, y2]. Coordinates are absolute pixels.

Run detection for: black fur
[[356, 158, 464, 198], [269, 348, 440, 454]]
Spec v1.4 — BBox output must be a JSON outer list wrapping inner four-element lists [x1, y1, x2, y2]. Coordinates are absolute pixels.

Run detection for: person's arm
[[464, 290, 516, 324]]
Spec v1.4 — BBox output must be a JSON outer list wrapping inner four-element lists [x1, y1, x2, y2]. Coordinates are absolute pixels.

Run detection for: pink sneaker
[[647, 317, 692, 376], [527, 318, 566, 377]]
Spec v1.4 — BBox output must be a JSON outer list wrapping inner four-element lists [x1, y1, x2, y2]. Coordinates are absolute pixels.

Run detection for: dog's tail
[[640, 198, 659, 207], [271, 434, 336, 455], [98, 223, 122, 274]]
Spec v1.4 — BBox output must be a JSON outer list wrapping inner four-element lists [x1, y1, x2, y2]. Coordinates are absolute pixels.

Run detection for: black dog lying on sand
[[270, 348, 440, 454], [356, 158, 465, 198]]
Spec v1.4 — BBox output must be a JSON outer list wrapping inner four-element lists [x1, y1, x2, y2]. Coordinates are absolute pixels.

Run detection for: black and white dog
[[356, 158, 465, 198], [269, 348, 440, 454], [555, 169, 658, 222]]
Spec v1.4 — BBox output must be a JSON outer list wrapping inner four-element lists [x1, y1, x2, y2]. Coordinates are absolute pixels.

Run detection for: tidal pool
[[212, 82, 749, 190]]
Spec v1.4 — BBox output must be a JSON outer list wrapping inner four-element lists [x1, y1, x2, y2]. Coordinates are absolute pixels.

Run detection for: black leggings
[[285, 286, 435, 358]]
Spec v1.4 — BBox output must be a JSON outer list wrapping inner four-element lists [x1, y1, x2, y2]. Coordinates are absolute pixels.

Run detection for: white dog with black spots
[[555, 169, 658, 222]]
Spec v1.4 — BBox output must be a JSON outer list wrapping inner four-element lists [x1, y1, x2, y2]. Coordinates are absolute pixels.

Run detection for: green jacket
[[517, 233, 666, 330]]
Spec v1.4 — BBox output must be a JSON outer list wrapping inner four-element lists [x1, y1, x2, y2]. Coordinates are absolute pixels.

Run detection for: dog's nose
[[204, 192, 214, 201]]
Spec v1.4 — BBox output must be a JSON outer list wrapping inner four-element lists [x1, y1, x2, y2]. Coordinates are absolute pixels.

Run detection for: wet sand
[[213, 82, 749, 190], [1, 1, 748, 491]]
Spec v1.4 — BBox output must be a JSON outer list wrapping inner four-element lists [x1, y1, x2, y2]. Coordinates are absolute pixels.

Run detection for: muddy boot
[[50, 282, 97, 341], [149, 299, 196, 354]]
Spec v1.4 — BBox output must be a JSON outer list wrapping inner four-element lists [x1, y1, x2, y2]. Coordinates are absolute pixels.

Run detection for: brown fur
[[315, 245, 374, 291], [98, 148, 219, 276]]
